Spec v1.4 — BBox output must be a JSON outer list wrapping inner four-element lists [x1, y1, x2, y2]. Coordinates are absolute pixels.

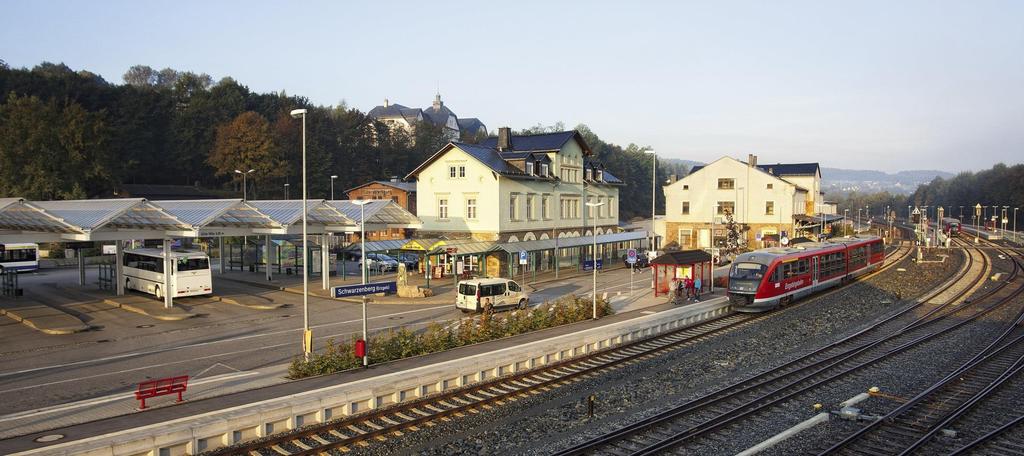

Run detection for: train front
[[727, 253, 774, 312]]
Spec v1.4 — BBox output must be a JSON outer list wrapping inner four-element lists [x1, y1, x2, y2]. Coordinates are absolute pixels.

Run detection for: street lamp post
[[1014, 207, 1019, 244], [290, 108, 310, 361], [857, 208, 862, 232], [284, 183, 290, 199], [585, 201, 605, 320], [234, 168, 255, 200], [353, 199, 371, 366], [959, 206, 964, 223], [330, 175, 338, 200], [844, 209, 849, 235], [645, 149, 656, 251]]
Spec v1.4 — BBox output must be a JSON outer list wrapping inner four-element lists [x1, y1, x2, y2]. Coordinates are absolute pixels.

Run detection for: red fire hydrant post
[[355, 339, 366, 366]]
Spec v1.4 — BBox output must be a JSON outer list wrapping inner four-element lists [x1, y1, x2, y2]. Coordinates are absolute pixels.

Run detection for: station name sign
[[332, 281, 397, 299]]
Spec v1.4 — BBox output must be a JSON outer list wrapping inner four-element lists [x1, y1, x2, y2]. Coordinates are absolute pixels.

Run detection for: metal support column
[[115, 241, 125, 296], [77, 249, 86, 286], [162, 239, 173, 309], [322, 235, 330, 290], [265, 235, 273, 281], [218, 236, 225, 274]]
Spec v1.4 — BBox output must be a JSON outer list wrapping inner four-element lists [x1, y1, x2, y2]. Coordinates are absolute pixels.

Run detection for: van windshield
[[459, 283, 477, 295]]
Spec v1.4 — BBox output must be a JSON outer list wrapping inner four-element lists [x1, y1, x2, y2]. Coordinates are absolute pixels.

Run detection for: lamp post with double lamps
[[289, 108, 311, 361], [585, 201, 605, 320], [975, 203, 982, 243], [234, 168, 255, 199]]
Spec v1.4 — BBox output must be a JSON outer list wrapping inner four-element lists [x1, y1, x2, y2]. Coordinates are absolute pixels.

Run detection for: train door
[[812, 256, 819, 286]]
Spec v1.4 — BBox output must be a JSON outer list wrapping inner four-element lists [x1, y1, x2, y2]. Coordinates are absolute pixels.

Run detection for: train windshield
[[730, 262, 767, 280]]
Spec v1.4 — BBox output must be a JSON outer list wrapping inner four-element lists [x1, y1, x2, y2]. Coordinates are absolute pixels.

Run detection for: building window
[[526, 162, 534, 175], [542, 195, 550, 219], [449, 166, 457, 178], [718, 178, 735, 190], [598, 197, 606, 218], [683, 184, 689, 190], [459, 166, 466, 178], [587, 197, 595, 219], [717, 201, 735, 215], [596, 169, 603, 181], [681, 201, 690, 215], [679, 229, 693, 247], [466, 198, 477, 219], [609, 197, 615, 218], [541, 163, 549, 176], [585, 169, 593, 180], [765, 201, 774, 215], [509, 194, 519, 221], [526, 194, 535, 220], [438, 198, 448, 219], [766, 183, 773, 189]]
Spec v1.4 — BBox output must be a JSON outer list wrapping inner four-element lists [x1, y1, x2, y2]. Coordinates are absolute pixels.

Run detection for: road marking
[[0, 371, 259, 423], [0, 304, 452, 379]]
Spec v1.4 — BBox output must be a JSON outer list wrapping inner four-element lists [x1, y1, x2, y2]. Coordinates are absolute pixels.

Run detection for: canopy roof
[[0, 198, 421, 243], [495, 231, 646, 254], [329, 200, 421, 229]]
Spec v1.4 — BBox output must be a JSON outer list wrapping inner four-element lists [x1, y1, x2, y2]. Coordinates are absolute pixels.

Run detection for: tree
[[207, 111, 287, 198], [722, 210, 748, 253], [123, 65, 157, 87], [0, 93, 112, 199]]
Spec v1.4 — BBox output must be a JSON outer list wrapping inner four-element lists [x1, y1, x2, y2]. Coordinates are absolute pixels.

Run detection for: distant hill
[[661, 158, 953, 195], [822, 167, 955, 194]]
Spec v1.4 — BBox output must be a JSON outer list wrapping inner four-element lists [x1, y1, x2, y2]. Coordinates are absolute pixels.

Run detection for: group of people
[[674, 276, 703, 303]]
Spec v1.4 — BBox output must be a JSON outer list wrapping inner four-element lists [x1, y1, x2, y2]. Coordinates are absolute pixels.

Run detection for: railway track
[[205, 240, 916, 455], [819, 245, 1024, 456], [554, 242, 1013, 456]]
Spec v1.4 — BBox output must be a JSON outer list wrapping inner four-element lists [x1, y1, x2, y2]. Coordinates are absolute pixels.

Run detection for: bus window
[[177, 257, 209, 272]]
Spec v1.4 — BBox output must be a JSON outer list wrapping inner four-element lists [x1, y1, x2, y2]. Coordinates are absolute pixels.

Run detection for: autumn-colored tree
[[207, 111, 288, 199]]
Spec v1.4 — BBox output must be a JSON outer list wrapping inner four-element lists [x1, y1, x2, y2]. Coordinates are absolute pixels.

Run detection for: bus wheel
[[125, 278, 131, 291], [154, 285, 161, 299]]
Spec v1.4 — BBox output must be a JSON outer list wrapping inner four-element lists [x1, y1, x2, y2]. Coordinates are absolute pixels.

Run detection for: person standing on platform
[[694, 277, 703, 301]]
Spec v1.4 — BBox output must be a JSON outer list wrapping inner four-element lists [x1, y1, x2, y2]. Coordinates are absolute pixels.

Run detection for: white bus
[[0, 243, 39, 273], [123, 249, 212, 298]]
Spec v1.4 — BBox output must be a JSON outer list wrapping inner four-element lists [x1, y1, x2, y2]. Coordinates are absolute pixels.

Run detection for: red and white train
[[727, 235, 885, 312]]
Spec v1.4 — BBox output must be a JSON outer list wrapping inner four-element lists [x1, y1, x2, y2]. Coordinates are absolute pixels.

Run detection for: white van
[[456, 278, 529, 312]]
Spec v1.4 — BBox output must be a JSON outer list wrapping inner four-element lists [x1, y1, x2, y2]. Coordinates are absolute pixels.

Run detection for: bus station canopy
[[0, 197, 421, 243], [495, 230, 647, 254], [329, 200, 421, 231]]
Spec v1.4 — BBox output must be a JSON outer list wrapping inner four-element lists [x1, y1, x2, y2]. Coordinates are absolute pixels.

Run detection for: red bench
[[135, 375, 189, 409]]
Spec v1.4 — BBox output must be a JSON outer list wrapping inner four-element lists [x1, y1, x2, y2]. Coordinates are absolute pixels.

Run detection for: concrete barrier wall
[[19, 299, 731, 456]]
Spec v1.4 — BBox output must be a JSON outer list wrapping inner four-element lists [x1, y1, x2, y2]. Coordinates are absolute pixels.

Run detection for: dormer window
[[526, 161, 534, 175], [541, 163, 549, 176], [596, 169, 603, 181], [585, 168, 592, 180]]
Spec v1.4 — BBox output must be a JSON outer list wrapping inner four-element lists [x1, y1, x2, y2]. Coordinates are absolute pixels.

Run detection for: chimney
[[384, 98, 389, 107], [669, 174, 677, 184], [390, 175, 399, 182], [497, 127, 512, 151], [748, 154, 757, 168]]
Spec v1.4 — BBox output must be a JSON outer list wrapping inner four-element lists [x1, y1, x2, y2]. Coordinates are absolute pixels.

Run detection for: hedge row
[[288, 295, 614, 379]]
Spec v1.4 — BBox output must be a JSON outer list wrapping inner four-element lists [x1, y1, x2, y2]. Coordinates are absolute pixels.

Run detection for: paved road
[[0, 265, 659, 418]]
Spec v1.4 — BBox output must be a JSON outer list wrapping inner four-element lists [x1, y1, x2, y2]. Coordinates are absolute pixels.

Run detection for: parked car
[[456, 278, 529, 313], [397, 253, 420, 269], [366, 253, 399, 271]]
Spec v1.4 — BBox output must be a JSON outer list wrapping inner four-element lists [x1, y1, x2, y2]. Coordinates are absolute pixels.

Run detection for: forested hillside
[[0, 62, 669, 220]]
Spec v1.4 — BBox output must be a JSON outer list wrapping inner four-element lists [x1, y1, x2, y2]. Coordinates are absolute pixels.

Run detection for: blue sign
[[519, 250, 528, 265], [333, 281, 397, 299], [626, 248, 637, 264], [583, 259, 603, 271]]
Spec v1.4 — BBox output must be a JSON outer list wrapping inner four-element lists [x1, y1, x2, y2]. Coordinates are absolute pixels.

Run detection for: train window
[[730, 262, 767, 280]]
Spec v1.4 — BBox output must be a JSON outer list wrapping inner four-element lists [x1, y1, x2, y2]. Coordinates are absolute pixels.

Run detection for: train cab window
[[730, 262, 767, 280]]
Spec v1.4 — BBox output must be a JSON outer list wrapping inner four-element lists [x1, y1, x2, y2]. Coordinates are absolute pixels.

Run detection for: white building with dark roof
[[660, 154, 839, 250], [405, 128, 623, 243], [367, 93, 486, 141]]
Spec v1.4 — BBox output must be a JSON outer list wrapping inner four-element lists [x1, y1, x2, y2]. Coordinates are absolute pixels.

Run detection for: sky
[[2, 0, 1022, 172]]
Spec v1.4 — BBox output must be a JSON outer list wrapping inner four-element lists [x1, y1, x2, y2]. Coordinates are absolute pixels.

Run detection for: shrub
[[287, 295, 614, 379]]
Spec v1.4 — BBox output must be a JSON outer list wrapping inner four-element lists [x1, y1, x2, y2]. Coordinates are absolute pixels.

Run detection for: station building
[[660, 155, 839, 249], [345, 178, 417, 241]]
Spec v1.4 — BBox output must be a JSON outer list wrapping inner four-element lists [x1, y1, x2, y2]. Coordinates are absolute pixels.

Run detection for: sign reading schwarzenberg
[[332, 281, 398, 299]]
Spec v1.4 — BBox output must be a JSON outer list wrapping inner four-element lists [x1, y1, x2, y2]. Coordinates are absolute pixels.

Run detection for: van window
[[508, 281, 521, 292], [459, 283, 477, 295], [480, 283, 506, 296]]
